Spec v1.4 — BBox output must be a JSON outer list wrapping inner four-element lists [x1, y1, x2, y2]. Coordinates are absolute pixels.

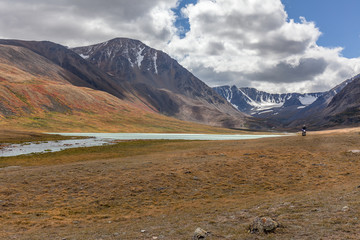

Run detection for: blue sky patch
[[172, 0, 198, 38]]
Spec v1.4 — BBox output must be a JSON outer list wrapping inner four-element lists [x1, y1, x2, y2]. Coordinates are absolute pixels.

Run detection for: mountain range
[[0, 37, 359, 132], [71, 38, 252, 129], [214, 73, 360, 129], [0, 43, 205, 132], [0, 38, 256, 132], [213, 86, 323, 116]]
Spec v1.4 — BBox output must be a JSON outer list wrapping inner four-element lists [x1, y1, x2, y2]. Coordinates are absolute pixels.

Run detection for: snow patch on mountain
[[299, 94, 317, 105], [257, 110, 274, 115], [79, 54, 89, 59], [72, 38, 162, 75], [135, 47, 145, 68], [251, 101, 284, 111], [213, 85, 324, 116], [238, 88, 288, 111], [153, 51, 158, 74]]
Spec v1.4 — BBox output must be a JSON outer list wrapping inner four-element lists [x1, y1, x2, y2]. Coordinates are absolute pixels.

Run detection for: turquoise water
[[54, 133, 285, 140], [0, 133, 286, 157]]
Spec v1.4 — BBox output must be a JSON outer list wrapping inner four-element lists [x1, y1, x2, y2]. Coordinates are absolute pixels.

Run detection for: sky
[[0, 0, 359, 93]]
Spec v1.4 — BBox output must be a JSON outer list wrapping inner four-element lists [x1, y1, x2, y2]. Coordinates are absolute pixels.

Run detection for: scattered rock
[[140, 230, 146, 233], [248, 216, 279, 234], [193, 227, 210, 239], [342, 206, 350, 212]]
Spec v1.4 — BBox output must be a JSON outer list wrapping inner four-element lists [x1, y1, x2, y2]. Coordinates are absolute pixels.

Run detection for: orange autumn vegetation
[[0, 61, 240, 133]]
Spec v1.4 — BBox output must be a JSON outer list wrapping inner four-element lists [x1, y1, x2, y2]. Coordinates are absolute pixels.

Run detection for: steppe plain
[[1, 128, 360, 239]]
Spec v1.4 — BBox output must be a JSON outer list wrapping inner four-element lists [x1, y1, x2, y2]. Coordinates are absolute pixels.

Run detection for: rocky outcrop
[[248, 216, 279, 234], [193, 227, 210, 239]]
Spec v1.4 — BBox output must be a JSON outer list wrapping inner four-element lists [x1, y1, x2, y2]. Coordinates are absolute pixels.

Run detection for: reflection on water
[[0, 133, 285, 157], [0, 138, 112, 157], [54, 133, 285, 140]]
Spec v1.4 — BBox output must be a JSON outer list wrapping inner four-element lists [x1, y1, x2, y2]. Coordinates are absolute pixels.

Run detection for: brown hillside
[[73, 38, 251, 129], [0, 44, 238, 133]]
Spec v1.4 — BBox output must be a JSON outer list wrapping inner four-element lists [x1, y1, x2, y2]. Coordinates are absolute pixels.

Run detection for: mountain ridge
[[213, 85, 323, 115], [72, 38, 254, 129], [0, 38, 257, 131], [214, 73, 359, 129]]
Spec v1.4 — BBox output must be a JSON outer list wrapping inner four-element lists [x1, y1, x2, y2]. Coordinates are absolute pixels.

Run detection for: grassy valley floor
[[1, 128, 360, 239]]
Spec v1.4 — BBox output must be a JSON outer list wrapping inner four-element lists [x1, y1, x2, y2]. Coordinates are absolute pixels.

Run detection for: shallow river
[[55, 133, 284, 140], [0, 133, 285, 157]]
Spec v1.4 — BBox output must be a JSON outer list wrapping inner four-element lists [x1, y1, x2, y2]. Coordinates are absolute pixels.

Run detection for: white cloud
[[0, 0, 178, 48], [0, 0, 359, 93], [166, 0, 360, 93]]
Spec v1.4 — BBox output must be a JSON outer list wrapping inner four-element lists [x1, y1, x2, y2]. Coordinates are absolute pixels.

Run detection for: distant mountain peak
[[213, 85, 323, 115], [72, 38, 250, 129], [73, 38, 160, 75]]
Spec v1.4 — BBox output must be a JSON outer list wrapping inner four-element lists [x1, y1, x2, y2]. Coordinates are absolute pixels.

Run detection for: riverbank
[[1, 129, 360, 239], [0, 130, 81, 144], [0, 131, 287, 157]]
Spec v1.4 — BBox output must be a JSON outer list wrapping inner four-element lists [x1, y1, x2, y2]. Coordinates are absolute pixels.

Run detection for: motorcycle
[[302, 129, 306, 136]]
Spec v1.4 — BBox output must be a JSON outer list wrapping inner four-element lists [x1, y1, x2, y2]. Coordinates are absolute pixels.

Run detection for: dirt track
[[1, 129, 360, 239]]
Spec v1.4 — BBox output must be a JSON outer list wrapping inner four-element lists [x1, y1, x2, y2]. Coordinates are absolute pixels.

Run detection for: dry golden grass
[[0, 129, 80, 145], [0, 111, 250, 134], [1, 129, 360, 239]]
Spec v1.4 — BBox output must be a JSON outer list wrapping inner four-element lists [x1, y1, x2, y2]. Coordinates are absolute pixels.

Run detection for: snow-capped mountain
[[286, 76, 354, 126], [287, 74, 359, 128], [73, 38, 160, 79], [72, 38, 251, 129], [214, 73, 358, 128], [213, 85, 323, 116], [323, 74, 360, 125]]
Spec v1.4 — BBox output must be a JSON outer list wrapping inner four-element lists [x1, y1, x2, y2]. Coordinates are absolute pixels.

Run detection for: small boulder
[[193, 227, 210, 239], [248, 216, 279, 234], [342, 206, 350, 212]]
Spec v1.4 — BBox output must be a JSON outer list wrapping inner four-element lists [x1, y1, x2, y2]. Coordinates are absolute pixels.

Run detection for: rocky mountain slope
[[214, 74, 360, 129], [319, 74, 360, 127], [213, 85, 323, 124], [286, 77, 355, 127], [72, 38, 251, 129], [0, 43, 233, 133], [213, 86, 323, 114], [0, 44, 123, 117], [0, 38, 258, 131], [0, 39, 133, 101]]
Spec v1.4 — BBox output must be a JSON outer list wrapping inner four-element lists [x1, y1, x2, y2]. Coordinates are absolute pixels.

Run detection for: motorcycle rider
[[302, 125, 307, 136]]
